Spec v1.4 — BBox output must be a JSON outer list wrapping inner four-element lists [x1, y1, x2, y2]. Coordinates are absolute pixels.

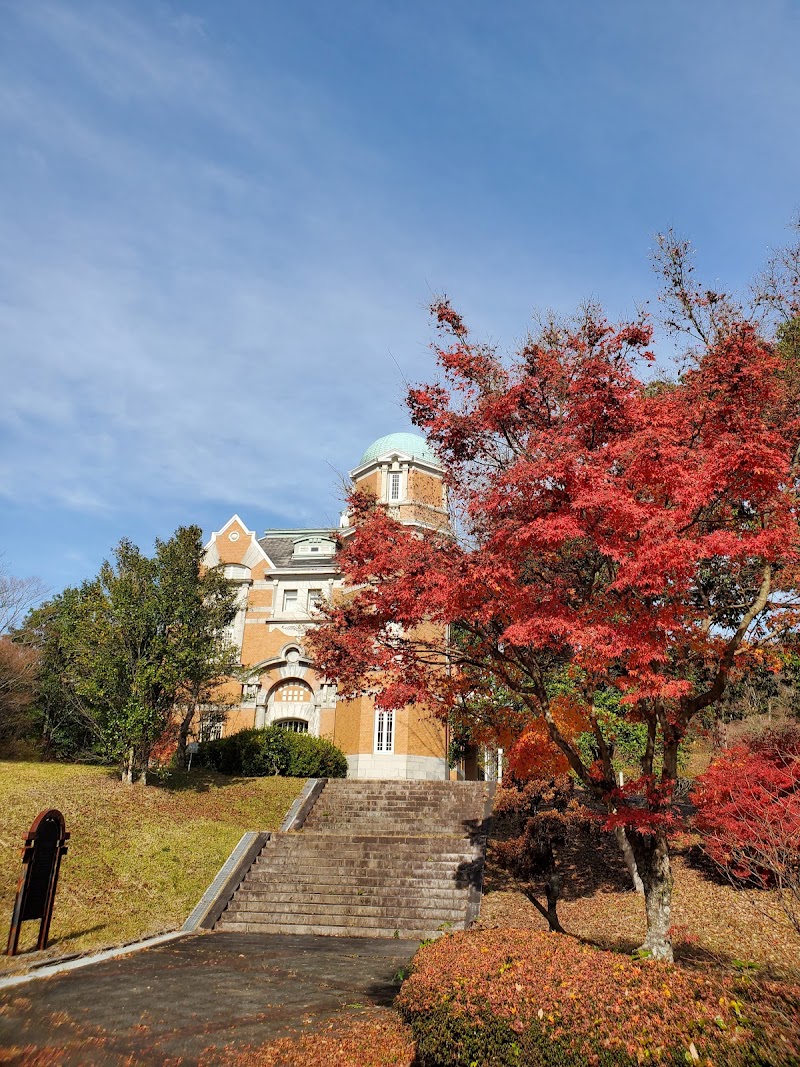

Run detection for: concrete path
[[0, 931, 418, 1065]]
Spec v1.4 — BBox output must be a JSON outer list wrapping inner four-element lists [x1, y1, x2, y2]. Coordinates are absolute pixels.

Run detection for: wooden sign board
[[6, 809, 69, 956]]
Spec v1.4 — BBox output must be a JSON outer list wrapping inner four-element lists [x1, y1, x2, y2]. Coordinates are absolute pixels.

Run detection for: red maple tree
[[310, 247, 800, 959], [692, 725, 800, 936]]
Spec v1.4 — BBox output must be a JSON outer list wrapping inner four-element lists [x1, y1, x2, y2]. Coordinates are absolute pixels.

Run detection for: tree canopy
[[21, 525, 239, 781], [310, 236, 800, 959]]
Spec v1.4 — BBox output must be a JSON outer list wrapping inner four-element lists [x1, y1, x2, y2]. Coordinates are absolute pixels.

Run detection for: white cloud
[[0, 4, 440, 525], [4, 0, 797, 570]]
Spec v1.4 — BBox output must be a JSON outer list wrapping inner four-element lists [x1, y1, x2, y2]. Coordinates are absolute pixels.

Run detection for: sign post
[[6, 809, 70, 956]]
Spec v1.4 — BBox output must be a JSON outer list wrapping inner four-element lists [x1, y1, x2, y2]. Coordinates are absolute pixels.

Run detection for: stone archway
[[265, 678, 318, 735]]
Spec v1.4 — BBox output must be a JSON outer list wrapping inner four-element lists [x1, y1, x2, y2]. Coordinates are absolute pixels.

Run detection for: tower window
[[389, 472, 401, 501], [282, 589, 298, 612], [374, 709, 395, 753]]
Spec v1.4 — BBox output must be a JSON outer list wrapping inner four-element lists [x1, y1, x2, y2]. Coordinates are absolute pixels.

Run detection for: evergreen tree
[[23, 526, 239, 782]]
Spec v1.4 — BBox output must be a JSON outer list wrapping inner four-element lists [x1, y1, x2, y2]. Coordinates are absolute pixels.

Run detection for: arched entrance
[[265, 678, 316, 734]]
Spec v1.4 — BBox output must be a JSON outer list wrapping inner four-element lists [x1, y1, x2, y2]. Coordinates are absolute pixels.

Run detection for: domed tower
[[343, 432, 448, 531]]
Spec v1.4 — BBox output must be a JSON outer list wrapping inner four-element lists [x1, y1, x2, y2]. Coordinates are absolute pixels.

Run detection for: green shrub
[[197, 726, 347, 779], [287, 733, 348, 778], [396, 930, 800, 1066], [240, 727, 291, 776], [198, 732, 244, 775]]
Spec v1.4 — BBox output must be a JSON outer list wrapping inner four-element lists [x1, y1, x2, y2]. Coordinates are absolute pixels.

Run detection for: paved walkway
[[0, 932, 418, 1065]]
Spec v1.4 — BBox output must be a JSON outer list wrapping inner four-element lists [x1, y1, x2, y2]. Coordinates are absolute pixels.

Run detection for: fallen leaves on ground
[[479, 832, 800, 980], [209, 1009, 415, 1067]]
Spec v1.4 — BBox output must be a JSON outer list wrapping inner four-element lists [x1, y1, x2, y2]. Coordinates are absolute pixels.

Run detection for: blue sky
[[1, 0, 799, 595]]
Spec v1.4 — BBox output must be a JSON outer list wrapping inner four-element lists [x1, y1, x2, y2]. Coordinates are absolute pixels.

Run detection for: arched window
[[272, 680, 313, 705], [274, 718, 309, 733]]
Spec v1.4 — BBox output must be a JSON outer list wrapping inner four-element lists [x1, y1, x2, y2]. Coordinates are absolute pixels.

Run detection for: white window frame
[[389, 471, 402, 501], [307, 588, 324, 611], [282, 588, 298, 612], [199, 710, 226, 742], [374, 708, 394, 754]]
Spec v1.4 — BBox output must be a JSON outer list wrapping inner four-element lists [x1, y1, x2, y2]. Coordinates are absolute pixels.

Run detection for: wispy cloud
[[0, 1, 451, 531], [1, 0, 799, 590]]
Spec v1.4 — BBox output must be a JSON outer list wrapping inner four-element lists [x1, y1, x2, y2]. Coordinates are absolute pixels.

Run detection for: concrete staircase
[[216, 779, 494, 939]]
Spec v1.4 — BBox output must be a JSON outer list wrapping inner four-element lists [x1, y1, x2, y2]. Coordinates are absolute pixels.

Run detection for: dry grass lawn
[[0, 761, 303, 972]]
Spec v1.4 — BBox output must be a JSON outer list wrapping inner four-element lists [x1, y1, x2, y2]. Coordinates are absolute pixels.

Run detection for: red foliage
[[692, 725, 800, 932], [491, 779, 594, 932], [311, 306, 800, 800], [308, 292, 800, 956], [213, 1012, 415, 1067], [508, 693, 589, 779]]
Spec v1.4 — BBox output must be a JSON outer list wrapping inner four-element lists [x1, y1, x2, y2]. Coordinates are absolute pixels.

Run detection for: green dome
[[359, 432, 439, 467]]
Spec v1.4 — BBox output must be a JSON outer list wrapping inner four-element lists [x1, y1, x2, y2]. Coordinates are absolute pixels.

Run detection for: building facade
[[202, 433, 452, 780]]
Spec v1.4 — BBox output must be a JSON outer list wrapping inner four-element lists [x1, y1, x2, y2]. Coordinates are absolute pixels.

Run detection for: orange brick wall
[[354, 471, 380, 497], [408, 469, 445, 509]]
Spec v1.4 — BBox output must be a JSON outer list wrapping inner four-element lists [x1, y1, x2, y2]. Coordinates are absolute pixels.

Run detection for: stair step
[[256, 851, 479, 863], [257, 848, 478, 861], [216, 919, 448, 938], [225, 901, 468, 920], [302, 822, 482, 831], [264, 841, 477, 852], [244, 873, 468, 891], [274, 831, 476, 841], [253, 853, 473, 870], [231, 889, 466, 907], [226, 909, 466, 926]]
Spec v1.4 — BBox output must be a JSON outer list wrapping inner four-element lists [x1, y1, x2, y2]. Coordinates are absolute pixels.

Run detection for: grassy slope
[[0, 762, 303, 970]]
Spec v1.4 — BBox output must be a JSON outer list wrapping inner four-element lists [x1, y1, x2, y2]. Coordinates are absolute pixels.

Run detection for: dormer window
[[223, 564, 250, 580], [292, 537, 336, 558]]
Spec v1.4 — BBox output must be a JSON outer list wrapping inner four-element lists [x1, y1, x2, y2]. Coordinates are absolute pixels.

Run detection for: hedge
[[197, 726, 348, 779], [396, 930, 800, 1066]]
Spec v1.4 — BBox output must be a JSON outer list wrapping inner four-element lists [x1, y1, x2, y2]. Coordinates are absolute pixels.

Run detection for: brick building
[[201, 433, 452, 780]]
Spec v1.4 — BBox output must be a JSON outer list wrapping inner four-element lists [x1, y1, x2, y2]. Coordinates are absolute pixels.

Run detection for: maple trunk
[[629, 829, 673, 961], [524, 866, 565, 934], [174, 703, 196, 771], [542, 869, 565, 934], [614, 827, 645, 895]]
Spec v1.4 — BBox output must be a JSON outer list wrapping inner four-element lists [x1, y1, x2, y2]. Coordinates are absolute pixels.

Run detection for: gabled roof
[[204, 515, 277, 569]]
